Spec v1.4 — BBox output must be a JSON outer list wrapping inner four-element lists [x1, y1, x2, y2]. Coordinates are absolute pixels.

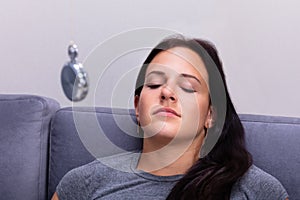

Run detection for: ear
[[134, 95, 140, 122], [204, 106, 215, 129]]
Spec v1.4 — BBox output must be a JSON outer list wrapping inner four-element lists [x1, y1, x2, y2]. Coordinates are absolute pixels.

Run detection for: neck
[[137, 133, 205, 176]]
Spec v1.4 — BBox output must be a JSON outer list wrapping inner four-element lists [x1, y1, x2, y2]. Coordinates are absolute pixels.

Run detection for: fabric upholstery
[[0, 95, 59, 200], [48, 107, 142, 199], [1, 94, 298, 199], [240, 114, 300, 199], [48, 107, 300, 200]]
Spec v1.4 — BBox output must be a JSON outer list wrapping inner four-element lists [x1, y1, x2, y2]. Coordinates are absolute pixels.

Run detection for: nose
[[160, 85, 177, 102]]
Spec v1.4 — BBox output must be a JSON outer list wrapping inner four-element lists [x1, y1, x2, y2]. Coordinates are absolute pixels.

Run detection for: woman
[[52, 36, 288, 199]]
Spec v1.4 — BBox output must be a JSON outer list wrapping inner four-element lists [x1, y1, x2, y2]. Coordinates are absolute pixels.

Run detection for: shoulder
[[56, 152, 139, 199], [56, 160, 105, 199], [61, 151, 138, 181], [231, 165, 288, 199], [61, 159, 105, 181]]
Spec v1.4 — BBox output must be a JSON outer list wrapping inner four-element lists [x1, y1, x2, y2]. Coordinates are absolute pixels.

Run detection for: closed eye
[[146, 84, 161, 89], [181, 87, 196, 93]]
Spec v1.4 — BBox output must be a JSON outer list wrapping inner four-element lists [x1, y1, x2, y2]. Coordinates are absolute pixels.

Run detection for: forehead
[[146, 47, 208, 82]]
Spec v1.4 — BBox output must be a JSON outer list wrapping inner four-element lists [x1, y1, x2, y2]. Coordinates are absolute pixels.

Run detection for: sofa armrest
[[0, 94, 60, 200]]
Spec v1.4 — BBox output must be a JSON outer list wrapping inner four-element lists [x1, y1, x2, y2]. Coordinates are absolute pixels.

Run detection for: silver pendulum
[[61, 42, 89, 102]]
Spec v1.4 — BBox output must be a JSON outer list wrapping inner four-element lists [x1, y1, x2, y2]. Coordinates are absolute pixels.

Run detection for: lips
[[153, 107, 181, 117]]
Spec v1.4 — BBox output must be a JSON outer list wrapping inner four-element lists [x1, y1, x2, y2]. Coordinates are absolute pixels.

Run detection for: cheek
[[137, 90, 155, 125], [180, 94, 210, 126]]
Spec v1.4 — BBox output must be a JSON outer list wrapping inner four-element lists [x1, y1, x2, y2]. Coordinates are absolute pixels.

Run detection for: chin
[[144, 119, 179, 135]]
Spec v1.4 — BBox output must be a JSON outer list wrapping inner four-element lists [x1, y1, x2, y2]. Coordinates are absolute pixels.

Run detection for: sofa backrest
[[48, 107, 300, 199], [240, 114, 300, 199], [0, 95, 60, 200], [48, 107, 142, 199]]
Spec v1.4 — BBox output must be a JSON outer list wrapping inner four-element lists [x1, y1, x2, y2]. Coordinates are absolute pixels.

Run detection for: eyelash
[[146, 84, 161, 89], [181, 87, 196, 93], [146, 84, 196, 93]]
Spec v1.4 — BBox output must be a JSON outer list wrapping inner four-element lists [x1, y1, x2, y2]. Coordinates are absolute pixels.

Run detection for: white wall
[[1, 0, 299, 117]]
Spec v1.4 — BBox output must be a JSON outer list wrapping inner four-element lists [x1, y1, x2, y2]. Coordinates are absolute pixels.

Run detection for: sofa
[[0, 94, 299, 200]]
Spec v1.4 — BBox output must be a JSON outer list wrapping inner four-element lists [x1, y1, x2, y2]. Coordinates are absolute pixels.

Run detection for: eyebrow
[[181, 74, 202, 85], [146, 71, 166, 77], [146, 71, 202, 85]]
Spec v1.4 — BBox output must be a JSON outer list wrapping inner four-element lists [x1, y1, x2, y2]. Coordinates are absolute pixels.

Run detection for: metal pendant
[[61, 43, 89, 102]]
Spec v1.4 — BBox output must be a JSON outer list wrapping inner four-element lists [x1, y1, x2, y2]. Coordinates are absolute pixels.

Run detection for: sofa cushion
[[49, 107, 300, 199], [48, 107, 142, 199], [0, 95, 59, 200], [240, 114, 300, 199]]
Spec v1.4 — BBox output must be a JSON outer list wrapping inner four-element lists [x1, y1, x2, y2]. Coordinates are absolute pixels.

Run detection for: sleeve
[[256, 171, 289, 200], [56, 167, 90, 200], [234, 166, 289, 200]]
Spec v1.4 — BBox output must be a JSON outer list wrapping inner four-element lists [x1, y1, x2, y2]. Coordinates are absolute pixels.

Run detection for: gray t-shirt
[[56, 152, 288, 200]]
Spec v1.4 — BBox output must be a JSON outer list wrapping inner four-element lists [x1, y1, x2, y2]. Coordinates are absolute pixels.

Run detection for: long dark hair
[[134, 36, 252, 199]]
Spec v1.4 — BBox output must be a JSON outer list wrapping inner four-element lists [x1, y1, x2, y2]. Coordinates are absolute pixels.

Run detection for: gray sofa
[[0, 94, 299, 200]]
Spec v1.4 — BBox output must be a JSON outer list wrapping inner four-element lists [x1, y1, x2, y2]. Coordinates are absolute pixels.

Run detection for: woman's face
[[135, 47, 212, 144]]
